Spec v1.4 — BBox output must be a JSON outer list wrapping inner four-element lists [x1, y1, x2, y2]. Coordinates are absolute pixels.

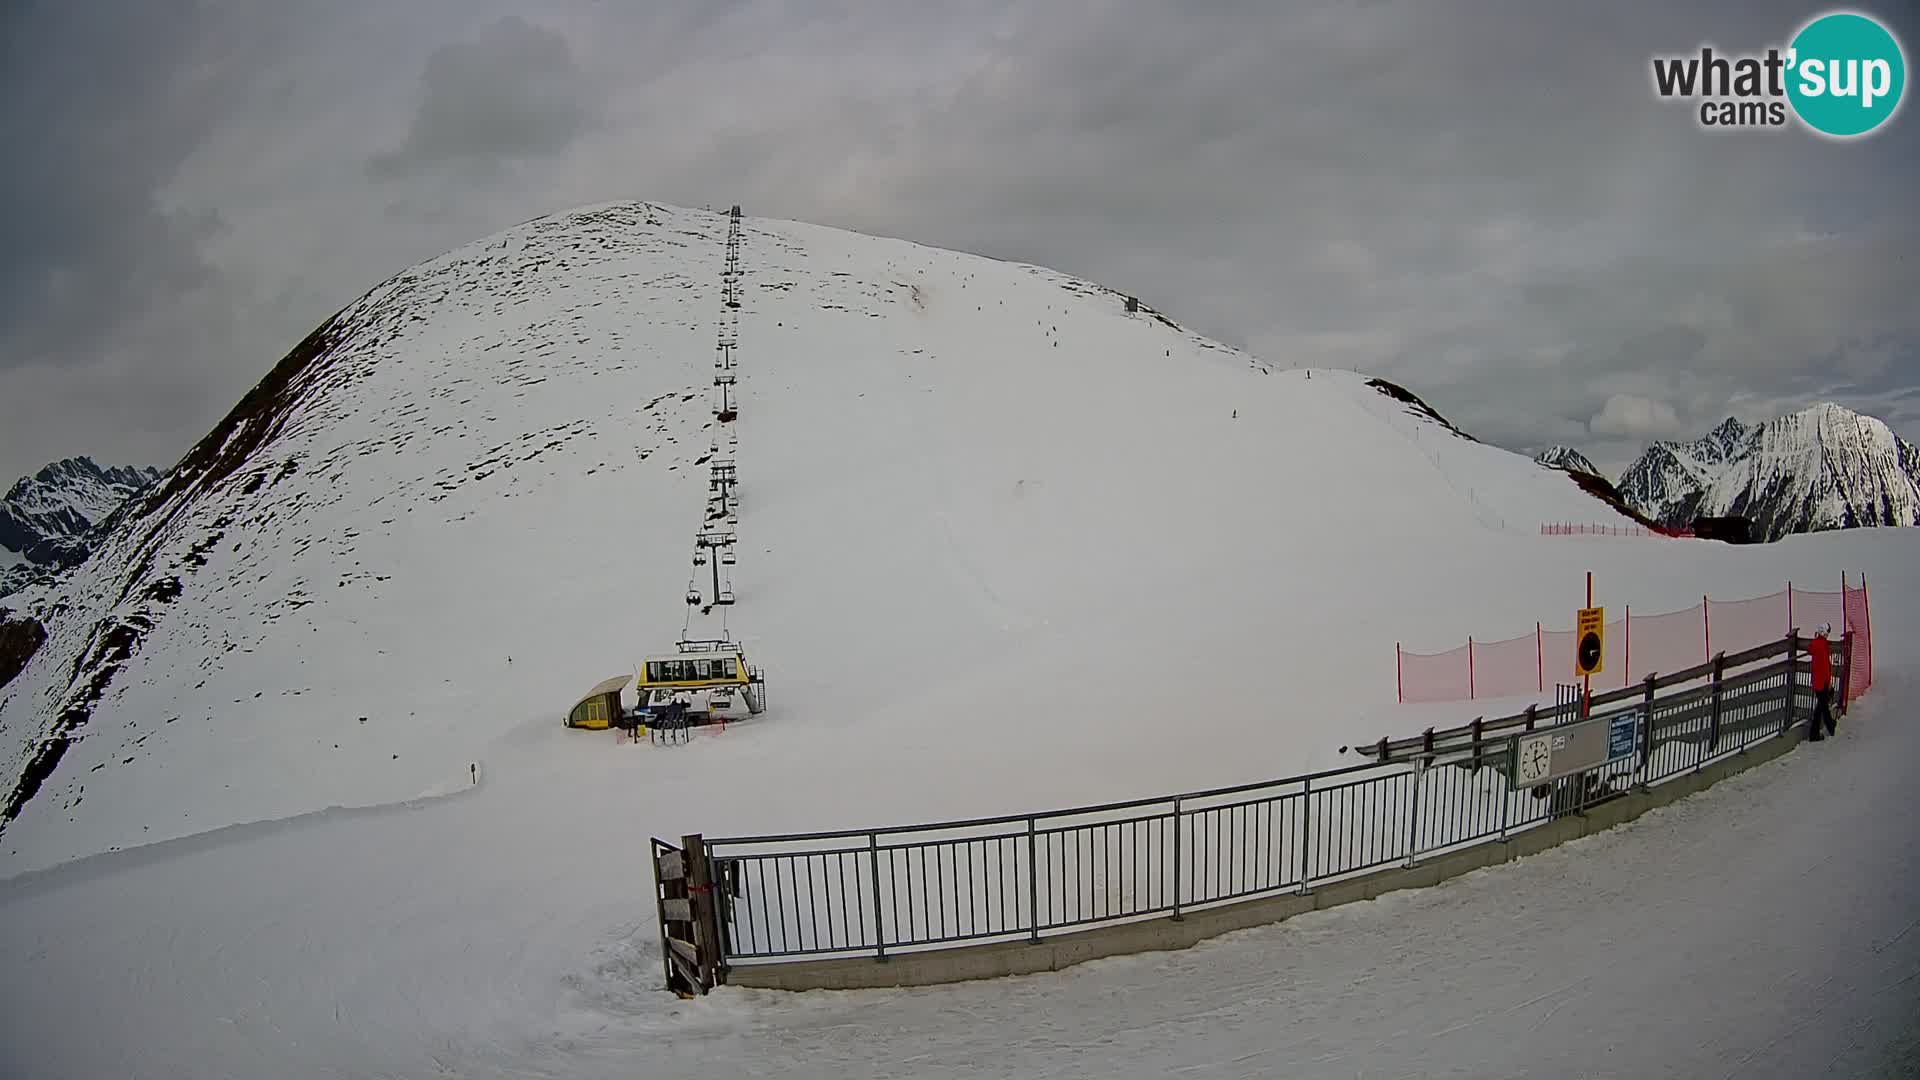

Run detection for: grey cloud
[[370, 16, 593, 179], [1, 0, 1915, 485]]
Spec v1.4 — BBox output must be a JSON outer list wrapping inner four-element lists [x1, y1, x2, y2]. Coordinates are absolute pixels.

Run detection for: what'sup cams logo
[[1652, 10, 1906, 138]]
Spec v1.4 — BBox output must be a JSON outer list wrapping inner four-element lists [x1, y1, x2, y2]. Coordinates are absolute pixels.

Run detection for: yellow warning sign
[[1575, 606, 1605, 676]]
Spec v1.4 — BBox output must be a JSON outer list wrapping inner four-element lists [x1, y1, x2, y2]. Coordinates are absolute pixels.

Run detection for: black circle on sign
[[1578, 631, 1602, 671]]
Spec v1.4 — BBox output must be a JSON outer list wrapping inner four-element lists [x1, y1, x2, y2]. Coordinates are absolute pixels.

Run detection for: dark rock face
[[0, 610, 47, 691]]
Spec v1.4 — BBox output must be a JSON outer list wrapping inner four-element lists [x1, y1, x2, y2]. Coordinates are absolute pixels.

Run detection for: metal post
[[1623, 604, 1631, 690], [1839, 631, 1855, 717], [868, 832, 887, 961], [1170, 797, 1184, 921], [1404, 759, 1424, 867], [1468, 637, 1476, 700], [1498, 741, 1512, 839], [1296, 779, 1312, 895], [1706, 652, 1725, 762], [1782, 632, 1800, 736], [1026, 816, 1042, 941], [1639, 674, 1656, 776]]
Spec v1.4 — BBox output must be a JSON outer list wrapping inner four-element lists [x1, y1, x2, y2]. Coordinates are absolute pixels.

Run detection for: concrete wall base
[[725, 729, 1803, 992]]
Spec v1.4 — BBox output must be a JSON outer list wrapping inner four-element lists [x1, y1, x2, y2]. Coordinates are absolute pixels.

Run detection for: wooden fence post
[[683, 833, 724, 992], [654, 839, 701, 995]]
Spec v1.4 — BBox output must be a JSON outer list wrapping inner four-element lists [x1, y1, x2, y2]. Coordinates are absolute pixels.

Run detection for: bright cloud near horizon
[[2, 0, 1916, 484]]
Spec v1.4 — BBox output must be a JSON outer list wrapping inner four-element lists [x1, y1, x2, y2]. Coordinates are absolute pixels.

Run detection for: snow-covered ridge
[[0, 457, 161, 571], [1618, 404, 1920, 540], [0, 200, 1639, 873], [1534, 445, 1599, 475]]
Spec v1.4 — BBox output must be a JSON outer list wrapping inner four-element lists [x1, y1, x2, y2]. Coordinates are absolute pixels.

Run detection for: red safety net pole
[[1702, 594, 1712, 664], [1536, 621, 1543, 692], [1623, 604, 1631, 689], [1584, 571, 1593, 718], [1468, 637, 1476, 700], [1863, 575, 1874, 694], [1787, 581, 1794, 633], [1396, 643, 1403, 703]]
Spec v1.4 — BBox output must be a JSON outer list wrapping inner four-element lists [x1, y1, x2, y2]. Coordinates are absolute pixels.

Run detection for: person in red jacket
[[1808, 623, 1837, 741]]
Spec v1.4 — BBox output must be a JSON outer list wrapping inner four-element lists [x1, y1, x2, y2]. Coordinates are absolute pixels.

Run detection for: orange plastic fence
[[1398, 578, 1873, 704]]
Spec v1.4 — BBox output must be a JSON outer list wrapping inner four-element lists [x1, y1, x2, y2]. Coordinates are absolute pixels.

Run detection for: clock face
[[1516, 735, 1553, 784]]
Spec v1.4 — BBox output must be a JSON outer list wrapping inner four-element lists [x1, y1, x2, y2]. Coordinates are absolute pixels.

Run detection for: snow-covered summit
[[0, 457, 161, 565], [1534, 445, 1600, 475], [0, 200, 1644, 873], [1619, 403, 1920, 540]]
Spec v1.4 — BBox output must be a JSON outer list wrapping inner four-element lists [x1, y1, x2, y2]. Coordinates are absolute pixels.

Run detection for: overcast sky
[[2, 0, 1916, 483]]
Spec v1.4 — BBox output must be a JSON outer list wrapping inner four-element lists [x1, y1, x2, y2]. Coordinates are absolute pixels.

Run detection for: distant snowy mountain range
[[0, 458, 162, 596], [1590, 404, 1920, 542], [1533, 446, 1600, 475]]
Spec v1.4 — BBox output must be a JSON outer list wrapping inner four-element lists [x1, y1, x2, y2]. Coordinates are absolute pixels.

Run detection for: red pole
[[1787, 581, 1794, 634], [1396, 643, 1403, 703], [1623, 604, 1631, 689], [1468, 637, 1476, 700], [1536, 621, 1543, 692], [1585, 571, 1593, 717], [1702, 594, 1711, 663], [1862, 575, 1874, 694]]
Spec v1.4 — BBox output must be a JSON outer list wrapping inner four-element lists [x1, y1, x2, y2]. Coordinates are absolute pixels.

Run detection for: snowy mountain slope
[[1534, 445, 1599, 475], [0, 458, 160, 571], [1619, 406, 1920, 540], [0, 200, 1872, 877]]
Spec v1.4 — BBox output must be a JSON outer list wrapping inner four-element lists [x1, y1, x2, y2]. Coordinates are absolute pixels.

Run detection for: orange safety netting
[[1398, 579, 1875, 704]]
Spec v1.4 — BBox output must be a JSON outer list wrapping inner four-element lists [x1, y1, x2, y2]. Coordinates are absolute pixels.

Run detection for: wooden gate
[[651, 835, 726, 995]]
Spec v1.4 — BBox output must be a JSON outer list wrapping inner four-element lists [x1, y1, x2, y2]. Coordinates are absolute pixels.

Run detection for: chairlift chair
[[684, 588, 702, 606], [693, 550, 707, 566], [720, 548, 737, 566], [715, 589, 736, 606]]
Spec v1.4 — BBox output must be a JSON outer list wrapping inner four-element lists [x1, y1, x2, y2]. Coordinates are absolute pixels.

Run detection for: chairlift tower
[[709, 459, 738, 515], [695, 529, 737, 605]]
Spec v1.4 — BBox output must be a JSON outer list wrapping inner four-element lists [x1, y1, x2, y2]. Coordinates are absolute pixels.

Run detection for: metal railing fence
[[671, 633, 1846, 977]]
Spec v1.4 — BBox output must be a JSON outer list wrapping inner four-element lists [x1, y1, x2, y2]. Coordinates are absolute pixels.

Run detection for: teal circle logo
[[1787, 12, 1906, 137]]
